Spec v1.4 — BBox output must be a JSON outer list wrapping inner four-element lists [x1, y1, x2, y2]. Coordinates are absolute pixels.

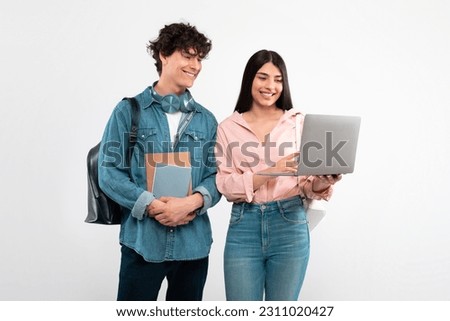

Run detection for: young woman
[[215, 49, 341, 301]]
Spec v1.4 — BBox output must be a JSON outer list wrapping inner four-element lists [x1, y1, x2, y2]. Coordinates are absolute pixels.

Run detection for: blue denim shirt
[[98, 86, 221, 262]]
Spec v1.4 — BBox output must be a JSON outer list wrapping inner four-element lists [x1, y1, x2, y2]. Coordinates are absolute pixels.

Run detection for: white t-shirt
[[165, 111, 182, 145]]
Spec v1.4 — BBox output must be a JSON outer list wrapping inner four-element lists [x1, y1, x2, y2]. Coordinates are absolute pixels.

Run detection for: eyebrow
[[182, 49, 205, 58], [256, 72, 282, 78]]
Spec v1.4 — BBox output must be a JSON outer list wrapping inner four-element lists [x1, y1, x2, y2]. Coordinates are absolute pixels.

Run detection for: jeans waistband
[[232, 196, 303, 212]]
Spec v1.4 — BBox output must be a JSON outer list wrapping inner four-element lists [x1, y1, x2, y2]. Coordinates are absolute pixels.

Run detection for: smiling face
[[251, 62, 283, 109], [158, 48, 203, 95]]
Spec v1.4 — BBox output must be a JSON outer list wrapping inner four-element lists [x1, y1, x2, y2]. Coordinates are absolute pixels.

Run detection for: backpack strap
[[121, 97, 141, 169]]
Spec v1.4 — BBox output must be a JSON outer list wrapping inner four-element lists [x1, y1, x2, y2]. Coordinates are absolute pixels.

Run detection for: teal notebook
[[151, 163, 191, 198]]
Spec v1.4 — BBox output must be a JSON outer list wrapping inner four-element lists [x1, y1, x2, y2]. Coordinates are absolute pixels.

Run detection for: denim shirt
[[98, 86, 221, 262]]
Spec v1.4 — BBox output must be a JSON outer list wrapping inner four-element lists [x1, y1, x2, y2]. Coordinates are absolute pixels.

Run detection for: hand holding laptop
[[312, 174, 343, 192], [257, 152, 342, 185]]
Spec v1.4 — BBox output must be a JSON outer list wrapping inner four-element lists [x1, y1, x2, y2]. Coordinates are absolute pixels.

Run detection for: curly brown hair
[[147, 22, 212, 76]]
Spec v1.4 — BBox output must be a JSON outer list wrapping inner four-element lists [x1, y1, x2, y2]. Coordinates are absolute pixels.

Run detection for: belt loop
[[276, 199, 283, 212], [240, 202, 246, 216]]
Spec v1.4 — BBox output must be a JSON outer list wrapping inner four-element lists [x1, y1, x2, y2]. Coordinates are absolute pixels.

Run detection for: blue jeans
[[224, 196, 310, 301]]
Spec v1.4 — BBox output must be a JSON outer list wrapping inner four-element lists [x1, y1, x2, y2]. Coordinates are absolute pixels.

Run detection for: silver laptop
[[261, 114, 361, 176]]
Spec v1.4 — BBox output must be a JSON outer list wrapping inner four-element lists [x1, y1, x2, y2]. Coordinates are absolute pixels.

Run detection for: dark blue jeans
[[117, 245, 209, 301]]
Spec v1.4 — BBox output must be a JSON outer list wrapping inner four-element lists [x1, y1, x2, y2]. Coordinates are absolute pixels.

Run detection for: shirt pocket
[[183, 130, 207, 166], [137, 128, 158, 153]]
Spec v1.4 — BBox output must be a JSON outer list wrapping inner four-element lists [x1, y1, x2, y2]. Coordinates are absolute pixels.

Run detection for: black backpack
[[85, 97, 140, 224]]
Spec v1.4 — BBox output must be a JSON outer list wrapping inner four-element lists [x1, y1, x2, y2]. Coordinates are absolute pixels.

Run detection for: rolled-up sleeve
[[131, 191, 155, 220], [301, 176, 334, 201]]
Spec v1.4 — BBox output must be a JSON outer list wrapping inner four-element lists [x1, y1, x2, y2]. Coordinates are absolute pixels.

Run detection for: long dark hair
[[234, 49, 293, 113]]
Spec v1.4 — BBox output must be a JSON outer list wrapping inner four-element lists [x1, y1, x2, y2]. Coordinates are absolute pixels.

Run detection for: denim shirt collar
[[141, 83, 200, 113]]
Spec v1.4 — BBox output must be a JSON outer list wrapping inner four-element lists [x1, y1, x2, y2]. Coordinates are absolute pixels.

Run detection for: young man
[[98, 22, 220, 301]]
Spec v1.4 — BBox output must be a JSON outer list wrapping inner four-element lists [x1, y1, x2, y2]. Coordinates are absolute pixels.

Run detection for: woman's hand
[[312, 174, 342, 193], [252, 153, 299, 191], [260, 152, 300, 175]]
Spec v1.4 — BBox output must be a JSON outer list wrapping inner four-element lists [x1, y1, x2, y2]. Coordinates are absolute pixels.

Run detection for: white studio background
[[0, 0, 449, 301]]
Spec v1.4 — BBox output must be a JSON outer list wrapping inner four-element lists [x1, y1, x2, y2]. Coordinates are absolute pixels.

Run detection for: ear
[[159, 52, 168, 66]]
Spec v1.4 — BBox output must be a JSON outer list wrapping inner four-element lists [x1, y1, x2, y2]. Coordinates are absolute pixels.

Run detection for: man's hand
[[147, 193, 203, 227]]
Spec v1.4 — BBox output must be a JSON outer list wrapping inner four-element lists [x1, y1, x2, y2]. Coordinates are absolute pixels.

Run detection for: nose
[[189, 58, 201, 71], [266, 78, 276, 90]]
